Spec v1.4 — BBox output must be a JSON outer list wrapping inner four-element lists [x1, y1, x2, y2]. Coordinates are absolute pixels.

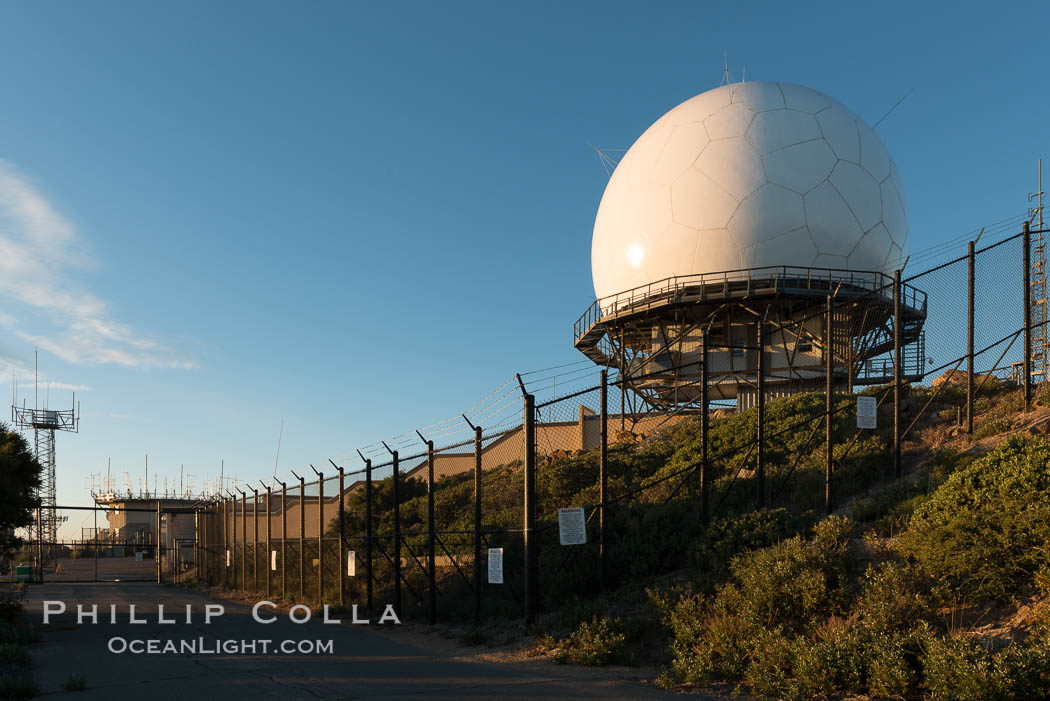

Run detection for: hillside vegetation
[[328, 378, 1050, 698]]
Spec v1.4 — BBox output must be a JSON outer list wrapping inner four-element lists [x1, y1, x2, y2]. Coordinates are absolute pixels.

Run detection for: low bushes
[[897, 436, 1050, 600], [657, 436, 1050, 698], [0, 588, 36, 700], [539, 615, 634, 666]]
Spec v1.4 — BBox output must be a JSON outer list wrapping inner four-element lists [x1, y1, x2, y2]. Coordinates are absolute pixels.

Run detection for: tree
[[0, 421, 41, 558]]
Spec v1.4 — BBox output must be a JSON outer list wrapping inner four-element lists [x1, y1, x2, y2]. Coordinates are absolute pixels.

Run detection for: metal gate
[[24, 504, 171, 583]]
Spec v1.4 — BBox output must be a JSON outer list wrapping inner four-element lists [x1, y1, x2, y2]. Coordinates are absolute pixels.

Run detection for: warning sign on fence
[[488, 547, 503, 584], [558, 507, 587, 545], [857, 395, 877, 429], [347, 550, 356, 577]]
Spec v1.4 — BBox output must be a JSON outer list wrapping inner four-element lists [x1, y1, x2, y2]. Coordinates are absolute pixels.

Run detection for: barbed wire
[[265, 208, 1041, 490]]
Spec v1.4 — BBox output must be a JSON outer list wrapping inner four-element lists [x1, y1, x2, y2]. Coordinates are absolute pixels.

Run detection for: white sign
[[271, 550, 277, 571], [857, 395, 877, 429], [347, 550, 356, 577], [134, 551, 143, 562], [487, 548, 503, 584], [558, 507, 587, 545]]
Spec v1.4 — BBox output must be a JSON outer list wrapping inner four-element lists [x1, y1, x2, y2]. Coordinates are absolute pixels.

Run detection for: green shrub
[[790, 617, 867, 697], [0, 642, 28, 668], [0, 621, 34, 646], [852, 478, 924, 526], [854, 562, 928, 634], [866, 629, 918, 697], [0, 592, 24, 624], [1036, 564, 1050, 595], [742, 627, 794, 698], [544, 615, 630, 666], [0, 672, 38, 699], [974, 415, 1011, 439], [897, 436, 1050, 600], [688, 508, 808, 586], [922, 634, 1010, 700], [60, 673, 87, 692], [665, 517, 856, 685], [1010, 605, 1050, 695], [728, 516, 855, 631]]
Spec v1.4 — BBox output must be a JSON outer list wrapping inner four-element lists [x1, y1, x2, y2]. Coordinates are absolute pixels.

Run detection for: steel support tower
[[11, 365, 79, 549], [1030, 160, 1047, 383], [574, 266, 928, 412]]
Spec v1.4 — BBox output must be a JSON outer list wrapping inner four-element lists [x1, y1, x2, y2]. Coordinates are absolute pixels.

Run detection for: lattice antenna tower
[[10, 351, 80, 547], [1031, 159, 1047, 382]]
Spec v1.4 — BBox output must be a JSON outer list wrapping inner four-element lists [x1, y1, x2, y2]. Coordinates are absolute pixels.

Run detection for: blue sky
[[0, 1, 1047, 532]]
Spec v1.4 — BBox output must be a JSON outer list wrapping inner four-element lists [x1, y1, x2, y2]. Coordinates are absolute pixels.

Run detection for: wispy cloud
[[0, 160, 195, 370]]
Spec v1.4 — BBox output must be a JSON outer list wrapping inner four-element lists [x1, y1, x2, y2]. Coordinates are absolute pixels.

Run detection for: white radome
[[591, 82, 908, 300]]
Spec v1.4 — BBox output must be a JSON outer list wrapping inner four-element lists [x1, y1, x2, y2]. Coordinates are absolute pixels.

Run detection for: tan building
[[226, 407, 692, 542], [93, 497, 201, 561]]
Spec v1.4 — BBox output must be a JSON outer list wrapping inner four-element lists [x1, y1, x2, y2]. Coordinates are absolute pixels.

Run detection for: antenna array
[[10, 351, 80, 549]]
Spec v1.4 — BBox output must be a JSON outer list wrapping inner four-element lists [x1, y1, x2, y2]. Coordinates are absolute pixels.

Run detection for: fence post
[[700, 334, 709, 524], [200, 508, 207, 583], [826, 295, 834, 514], [297, 474, 305, 600], [968, 240, 975, 435], [194, 509, 200, 585], [392, 450, 401, 619], [36, 507, 42, 582], [599, 369, 609, 593], [93, 505, 99, 583], [253, 488, 260, 592], [316, 469, 324, 603], [1024, 220, 1032, 411], [156, 502, 163, 584], [240, 491, 247, 590], [473, 426, 482, 625], [222, 498, 228, 587], [620, 329, 626, 431], [756, 321, 765, 508], [894, 269, 902, 479], [847, 339, 854, 395], [200, 509, 206, 583], [265, 485, 272, 598], [364, 458, 373, 615], [426, 440, 436, 624], [524, 392, 538, 624], [280, 481, 287, 600], [337, 465, 345, 608]]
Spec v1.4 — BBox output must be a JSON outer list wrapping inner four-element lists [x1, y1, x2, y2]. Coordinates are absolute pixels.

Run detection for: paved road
[[24, 583, 690, 700], [41, 555, 156, 582]]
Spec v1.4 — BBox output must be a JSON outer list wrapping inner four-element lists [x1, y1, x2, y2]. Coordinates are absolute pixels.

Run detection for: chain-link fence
[[178, 222, 1050, 624]]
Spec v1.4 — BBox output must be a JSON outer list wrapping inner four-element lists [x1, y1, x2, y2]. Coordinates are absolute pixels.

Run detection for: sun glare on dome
[[627, 244, 644, 268]]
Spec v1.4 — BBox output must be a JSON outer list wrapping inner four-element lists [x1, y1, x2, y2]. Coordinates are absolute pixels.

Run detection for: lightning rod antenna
[[273, 420, 283, 479], [873, 88, 914, 130]]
